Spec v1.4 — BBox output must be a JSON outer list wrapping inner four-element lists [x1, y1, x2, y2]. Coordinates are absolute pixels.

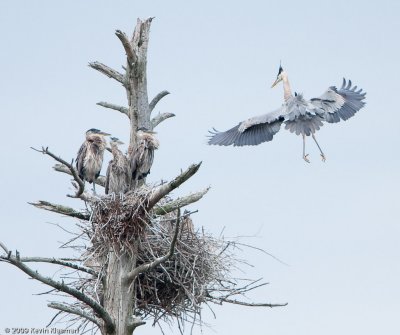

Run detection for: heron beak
[[117, 140, 124, 145], [99, 131, 111, 136], [271, 77, 282, 88]]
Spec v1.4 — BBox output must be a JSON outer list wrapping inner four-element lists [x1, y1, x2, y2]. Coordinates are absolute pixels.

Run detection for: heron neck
[[111, 144, 120, 157], [283, 76, 293, 101]]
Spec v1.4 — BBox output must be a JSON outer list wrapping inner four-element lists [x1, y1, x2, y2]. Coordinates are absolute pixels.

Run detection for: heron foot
[[321, 154, 326, 162], [303, 154, 310, 163]]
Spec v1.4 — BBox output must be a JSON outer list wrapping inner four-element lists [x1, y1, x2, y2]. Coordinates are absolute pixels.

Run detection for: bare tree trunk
[[102, 252, 136, 335]]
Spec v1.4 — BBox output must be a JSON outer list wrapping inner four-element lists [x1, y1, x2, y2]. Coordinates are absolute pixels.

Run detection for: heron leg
[[302, 135, 310, 163], [312, 134, 326, 162], [92, 182, 97, 195], [119, 192, 125, 202]]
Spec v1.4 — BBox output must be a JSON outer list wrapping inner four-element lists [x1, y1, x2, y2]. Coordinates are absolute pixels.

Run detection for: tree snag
[[1, 17, 286, 335]]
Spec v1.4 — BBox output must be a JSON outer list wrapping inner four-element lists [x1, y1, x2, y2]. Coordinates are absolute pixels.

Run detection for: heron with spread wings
[[208, 65, 366, 162]]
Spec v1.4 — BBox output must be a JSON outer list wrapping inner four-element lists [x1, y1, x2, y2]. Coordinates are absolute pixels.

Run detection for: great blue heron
[[76, 128, 110, 193], [105, 137, 131, 197], [130, 127, 159, 186], [208, 65, 366, 162]]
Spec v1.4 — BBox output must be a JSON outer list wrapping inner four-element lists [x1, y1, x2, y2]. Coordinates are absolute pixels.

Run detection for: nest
[[134, 213, 219, 323], [89, 186, 153, 254], [75, 187, 269, 331]]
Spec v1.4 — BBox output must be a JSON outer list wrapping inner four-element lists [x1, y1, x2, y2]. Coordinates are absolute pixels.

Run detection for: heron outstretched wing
[[208, 108, 285, 146], [76, 143, 87, 180], [310, 79, 366, 123]]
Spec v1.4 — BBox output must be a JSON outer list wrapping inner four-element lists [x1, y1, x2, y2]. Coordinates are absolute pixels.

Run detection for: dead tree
[[0, 18, 286, 335]]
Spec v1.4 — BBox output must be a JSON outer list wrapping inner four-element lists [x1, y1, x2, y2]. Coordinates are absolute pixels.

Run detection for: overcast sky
[[1, 1, 399, 334]]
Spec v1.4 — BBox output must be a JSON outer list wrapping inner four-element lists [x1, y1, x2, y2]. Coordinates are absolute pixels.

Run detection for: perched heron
[[130, 127, 159, 185], [105, 137, 131, 197], [208, 64, 366, 162], [76, 128, 110, 193]]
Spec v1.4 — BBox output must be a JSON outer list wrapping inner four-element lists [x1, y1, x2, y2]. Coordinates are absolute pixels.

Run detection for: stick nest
[[80, 187, 266, 329]]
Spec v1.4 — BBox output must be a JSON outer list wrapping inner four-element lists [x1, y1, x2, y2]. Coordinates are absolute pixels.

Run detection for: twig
[[125, 209, 181, 282], [97, 102, 129, 117], [147, 163, 202, 210], [149, 90, 170, 112], [48, 302, 100, 328], [151, 112, 175, 129], [153, 188, 210, 215], [88, 61, 125, 85], [29, 201, 90, 221], [212, 297, 288, 308], [19, 257, 97, 276], [31, 147, 85, 198]]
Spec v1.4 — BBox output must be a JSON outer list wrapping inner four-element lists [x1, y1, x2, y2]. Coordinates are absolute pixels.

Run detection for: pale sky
[[1, 1, 400, 334]]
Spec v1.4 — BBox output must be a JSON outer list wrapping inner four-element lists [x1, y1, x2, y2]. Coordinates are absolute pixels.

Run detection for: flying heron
[[105, 137, 131, 198], [76, 128, 110, 193], [208, 64, 366, 162], [130, 127, 159, 186]]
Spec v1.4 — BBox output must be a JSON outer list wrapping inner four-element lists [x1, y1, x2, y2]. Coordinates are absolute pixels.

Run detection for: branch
[[147, 163, 202, 210], [0, 241, 9, 254], [115, 30, 137, 63], [153, 188, 210, 215], [88, 61, 125, 85], [125, 208, 181, 282], [29, 200, 90, 221], [149, 90, 170, 112], [1, 250, 114, 333], [151, 112, 175, 129], [53, 164, 106, 188], [128, 317, 146, 332], [19, 256, 96, 276], [32, 147, 85, 198], [97, 102, 128, 117], [48, 302, 100, 328], [211, 297, 288, 308]]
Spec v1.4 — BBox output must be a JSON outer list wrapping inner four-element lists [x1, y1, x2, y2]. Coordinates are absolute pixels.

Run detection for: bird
[[76, 128, 110, 193], [105, 137, 131, 198], [208, 64, 366, 162], [130, 127, 159, 186]]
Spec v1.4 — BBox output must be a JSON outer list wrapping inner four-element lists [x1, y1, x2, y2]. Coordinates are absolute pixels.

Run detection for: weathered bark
[[125, 18, 153, 151], [102, 252, 136, 335]]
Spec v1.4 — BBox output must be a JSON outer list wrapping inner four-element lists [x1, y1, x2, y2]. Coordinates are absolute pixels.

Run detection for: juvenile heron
[[105, 137, 131, 197], [208, 64, 366, 162], [76, 128, 110, 193], [130, 127, 159, 186]]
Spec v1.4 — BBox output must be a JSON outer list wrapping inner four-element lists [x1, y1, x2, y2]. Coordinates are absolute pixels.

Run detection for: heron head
[[271, 64, 284, 88], [86, 128, 111, 136], [137, 127, 157, 135], [110, 137, 124, 145]]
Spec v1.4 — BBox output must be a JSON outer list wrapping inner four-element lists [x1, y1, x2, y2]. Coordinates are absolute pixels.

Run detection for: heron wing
[[76, 142, 87, 180], [208, 108, 284, 147], [130, 148, 141, 180], [310, 78, 366, 123]]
